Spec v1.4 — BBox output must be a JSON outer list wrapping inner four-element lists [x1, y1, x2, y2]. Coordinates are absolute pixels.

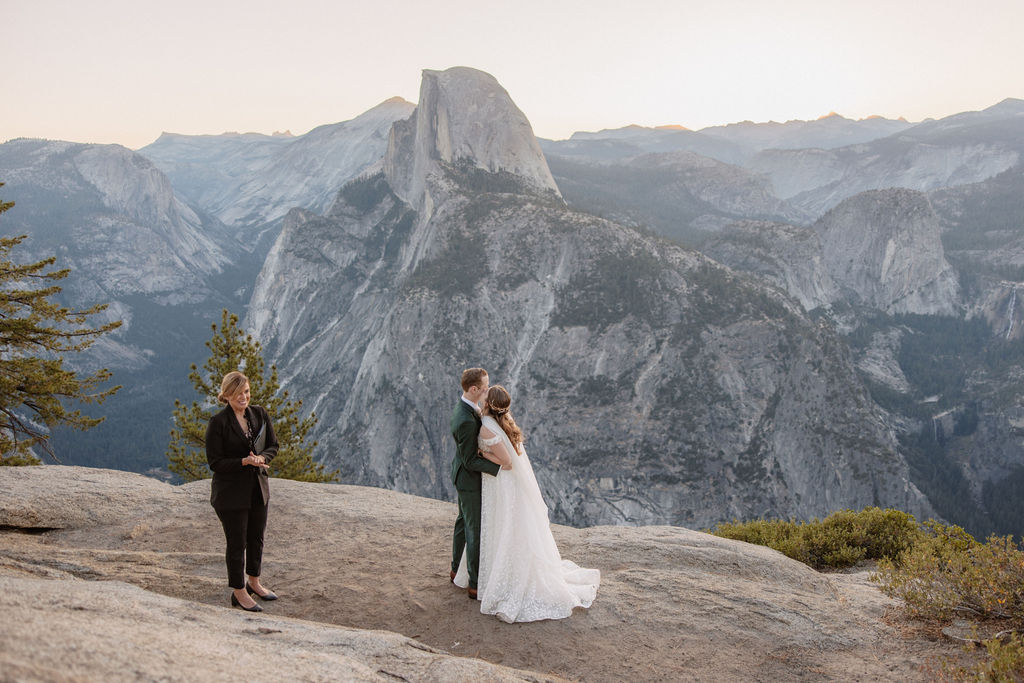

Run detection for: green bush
[[971, 632, 1024, 681], [941, 632, 1024, 682], [874, 522, 1024, 622], [717, 508, 1024, 678], [874, 522, 1024, 681], [711, 506, 922, 570]]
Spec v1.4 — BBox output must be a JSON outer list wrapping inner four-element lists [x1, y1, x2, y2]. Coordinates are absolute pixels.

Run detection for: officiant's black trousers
[[215, 483, 268, 589], [452, 488, 483, 588]]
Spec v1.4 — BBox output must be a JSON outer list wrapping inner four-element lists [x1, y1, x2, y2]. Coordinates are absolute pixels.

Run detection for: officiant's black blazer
[[206, 405, 278, 511]]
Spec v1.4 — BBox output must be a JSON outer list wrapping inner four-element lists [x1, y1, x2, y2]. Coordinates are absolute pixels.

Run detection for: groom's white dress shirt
[[461, 396, 481, 414]]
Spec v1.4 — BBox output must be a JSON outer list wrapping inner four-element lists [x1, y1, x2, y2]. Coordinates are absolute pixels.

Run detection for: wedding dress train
[[455, 415, 600, 623]]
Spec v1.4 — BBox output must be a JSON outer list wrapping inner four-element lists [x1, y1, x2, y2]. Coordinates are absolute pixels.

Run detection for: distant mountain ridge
[[140, 97, 415, 227], [561, 111, 914, 162], [748, 103, 1024, 215], [546, 98, 1024, 218]]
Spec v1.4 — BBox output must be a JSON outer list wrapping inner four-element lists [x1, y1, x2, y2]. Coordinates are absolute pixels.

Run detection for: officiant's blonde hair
[[485, 385, 524, 453], [218, 371, 249, 404]]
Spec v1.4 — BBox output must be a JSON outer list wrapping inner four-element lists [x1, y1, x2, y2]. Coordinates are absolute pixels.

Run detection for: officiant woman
[[206, 370, 280, 612]]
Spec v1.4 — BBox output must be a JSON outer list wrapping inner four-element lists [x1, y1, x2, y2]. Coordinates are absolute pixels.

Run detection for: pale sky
[[4, 0, 1023, 150]]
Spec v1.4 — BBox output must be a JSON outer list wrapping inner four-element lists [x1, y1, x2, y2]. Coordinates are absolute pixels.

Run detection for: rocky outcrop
[[140, 97, 416, 227], [384, 67, 560, 211], [701, 220, 840, 311], [701, 191, 962, 316], [932, 166, 1024, 253], [853, 328, 913, 394], [931, 166, 1024, 331], [815, 189, 960, 315], [4, 576, 548, 682], [0, 466, 963, 682], [249, 68, 930, 530]]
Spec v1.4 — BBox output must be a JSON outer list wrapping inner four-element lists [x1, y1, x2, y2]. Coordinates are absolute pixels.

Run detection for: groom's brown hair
[[461, 367, 487, 391]]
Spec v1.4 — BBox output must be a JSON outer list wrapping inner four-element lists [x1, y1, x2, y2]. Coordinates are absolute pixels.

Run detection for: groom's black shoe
[[450, 570, 457, 583], [467, 587, 478, 599]]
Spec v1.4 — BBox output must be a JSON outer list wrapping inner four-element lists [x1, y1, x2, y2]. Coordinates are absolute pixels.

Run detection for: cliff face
[[249, 67, 930, 529], [701, 220, 841, 311], [815, 189, 960, 315], [4, 74, 1020, 534], [932, 166, 1024, 337], [383, 67, 560, 211]]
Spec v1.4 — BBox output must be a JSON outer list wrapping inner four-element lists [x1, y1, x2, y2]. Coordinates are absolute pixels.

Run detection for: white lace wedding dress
[[455, 415, 600, 623]]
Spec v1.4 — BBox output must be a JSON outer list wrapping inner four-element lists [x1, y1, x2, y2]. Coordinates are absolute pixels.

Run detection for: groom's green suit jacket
[[450, 400, 501, 491]]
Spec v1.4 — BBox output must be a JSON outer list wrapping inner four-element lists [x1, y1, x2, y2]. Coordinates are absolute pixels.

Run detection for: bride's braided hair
[[484, 385, 524, 453]]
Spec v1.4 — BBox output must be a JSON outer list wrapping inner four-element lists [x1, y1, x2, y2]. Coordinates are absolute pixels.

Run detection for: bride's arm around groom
[[479, 424, 514, 470]]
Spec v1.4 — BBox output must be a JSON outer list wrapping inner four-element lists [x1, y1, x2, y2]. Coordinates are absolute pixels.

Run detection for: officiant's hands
[[243, 452, 269, 469]]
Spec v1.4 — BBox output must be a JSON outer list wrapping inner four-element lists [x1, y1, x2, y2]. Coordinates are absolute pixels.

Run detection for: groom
[[450, 367, 501, 599]]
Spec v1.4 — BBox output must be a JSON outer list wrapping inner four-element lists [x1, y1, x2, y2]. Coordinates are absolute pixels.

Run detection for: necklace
[[234, 410, 250, 437]]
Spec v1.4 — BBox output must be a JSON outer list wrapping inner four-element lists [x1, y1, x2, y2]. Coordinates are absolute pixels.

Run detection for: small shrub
[[944, 632, 1024, 681], [872, 522, 1024, 680], [874, 523, 1024, 622], [718, 509, 1024, 677], [977, 633, 1024, 681], [711, 507, 922, 570], [713, 518, 806, 559]]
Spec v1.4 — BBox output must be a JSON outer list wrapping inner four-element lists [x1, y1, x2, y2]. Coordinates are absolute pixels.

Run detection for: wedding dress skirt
[[455, 416, 600, 623]]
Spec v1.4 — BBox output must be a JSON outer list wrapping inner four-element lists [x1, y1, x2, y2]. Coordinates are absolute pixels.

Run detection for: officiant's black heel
[[231, 593, 263, 612], [246, 582, 278, 601]]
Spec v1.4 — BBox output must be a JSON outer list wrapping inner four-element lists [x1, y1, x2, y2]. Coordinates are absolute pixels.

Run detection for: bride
[[455, 385, 600, 623]]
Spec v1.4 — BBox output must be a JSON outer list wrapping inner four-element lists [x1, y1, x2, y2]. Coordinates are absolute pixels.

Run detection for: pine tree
[[0, 184, 122, 465], [167, 309, 337, 482]]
